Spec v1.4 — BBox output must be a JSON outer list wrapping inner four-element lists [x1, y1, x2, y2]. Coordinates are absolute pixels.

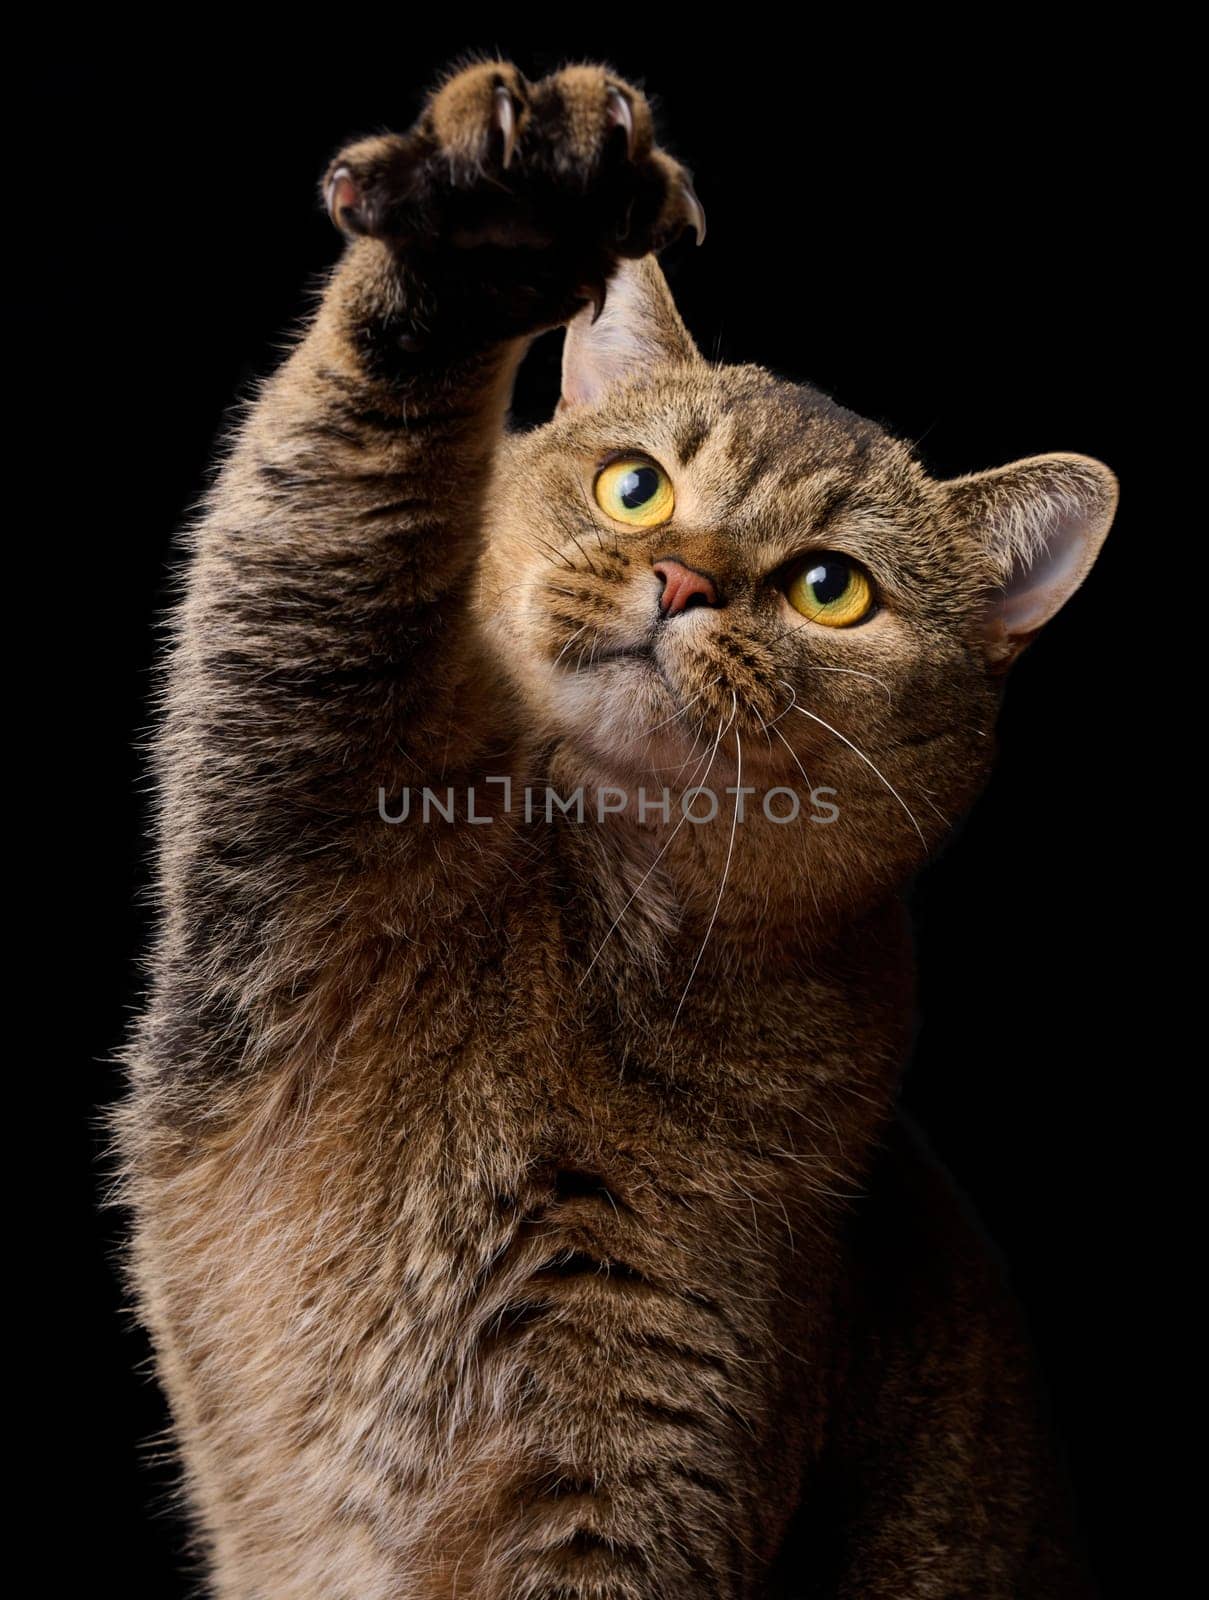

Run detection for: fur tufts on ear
[[560, 257, 701, 410], [945, 452, 1118, 667]]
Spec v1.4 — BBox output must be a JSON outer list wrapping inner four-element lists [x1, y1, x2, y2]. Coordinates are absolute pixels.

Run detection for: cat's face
[[479, 260, 1116, 908]]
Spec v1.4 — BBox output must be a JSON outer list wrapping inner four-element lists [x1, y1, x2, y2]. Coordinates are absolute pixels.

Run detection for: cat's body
[[120, 61, 1114, 1598]]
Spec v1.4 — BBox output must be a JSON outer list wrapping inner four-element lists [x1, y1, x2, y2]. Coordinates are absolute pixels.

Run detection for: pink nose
[[653, 559, 719, 616]]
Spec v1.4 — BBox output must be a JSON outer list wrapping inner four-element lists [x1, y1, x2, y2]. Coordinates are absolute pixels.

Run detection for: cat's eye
[[593, 456, 675, 528], [785, 554, 876, 628]]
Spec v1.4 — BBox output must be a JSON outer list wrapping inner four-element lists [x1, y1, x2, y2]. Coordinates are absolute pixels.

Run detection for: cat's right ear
[[944, 452, 1119, 669], [560, 257, 701, 410]]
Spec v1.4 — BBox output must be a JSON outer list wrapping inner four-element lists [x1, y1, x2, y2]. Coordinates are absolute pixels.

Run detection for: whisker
[[578, 697, 734, 987], [916, 789, 950, 825], [767, 720, 812, 793], [528, 532, 576, 572], [550, 624, 590, 672], [571, 469, 622, 562], [749, 700, 777, 755], [624, 686, 708, 745], [660, 685, 729, 782], [787, 704, 926, 846], [802, 664, 894, 704], [765, 678, 800, 730], [760, 708, 825, 923], [564, 528, 599, 575], [555, 485, 603, 576], [759, 621, 895, 704], [664, 702, 743, 1044]]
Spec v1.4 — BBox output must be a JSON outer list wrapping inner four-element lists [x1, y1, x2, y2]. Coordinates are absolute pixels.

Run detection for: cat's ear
[[560, 257, 701, 410], [944, 452, 1119, 668]]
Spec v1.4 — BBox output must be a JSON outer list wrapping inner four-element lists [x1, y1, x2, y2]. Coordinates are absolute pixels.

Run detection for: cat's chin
[[532, 643, 804, 795], [546, 654, 695, 781], [544, 662, 784, 793]]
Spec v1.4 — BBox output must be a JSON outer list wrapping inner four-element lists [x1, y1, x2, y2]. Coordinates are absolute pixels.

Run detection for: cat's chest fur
[[241, 838, 912, 1314], [150, 826, 913, 1582]]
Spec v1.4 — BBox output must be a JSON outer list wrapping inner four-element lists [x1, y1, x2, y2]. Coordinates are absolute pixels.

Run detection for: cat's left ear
[[560, 256, 701, 410], [944, 452, 1119, 668]]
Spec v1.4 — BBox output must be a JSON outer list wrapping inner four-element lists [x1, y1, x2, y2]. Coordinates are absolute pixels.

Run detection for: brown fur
[[118, 60, 1116, 1598]]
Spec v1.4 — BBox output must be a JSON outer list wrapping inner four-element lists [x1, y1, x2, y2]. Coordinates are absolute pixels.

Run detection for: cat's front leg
[[184, 60, 701, 811], [125, 65, 704, 1599], [144, 63, 702, 1081]]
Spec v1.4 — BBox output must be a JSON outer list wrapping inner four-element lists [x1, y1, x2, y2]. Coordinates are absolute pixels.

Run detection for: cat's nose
[[653, 558, 720, 617]]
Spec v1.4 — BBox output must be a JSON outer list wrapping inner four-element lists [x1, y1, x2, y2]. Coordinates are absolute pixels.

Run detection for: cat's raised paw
[[322, 60, 703, 339]]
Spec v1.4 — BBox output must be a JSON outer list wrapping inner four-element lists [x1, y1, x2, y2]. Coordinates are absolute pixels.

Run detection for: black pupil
[[806, 560, 851, 605], [619, 466, 659, 509]]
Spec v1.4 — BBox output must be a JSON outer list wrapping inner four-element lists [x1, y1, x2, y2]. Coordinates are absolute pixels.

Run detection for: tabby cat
[[119, 59, 1117, 1599]]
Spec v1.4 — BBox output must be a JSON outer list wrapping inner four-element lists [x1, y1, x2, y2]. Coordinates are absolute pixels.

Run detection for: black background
[[60, 24, 1159, 1598]]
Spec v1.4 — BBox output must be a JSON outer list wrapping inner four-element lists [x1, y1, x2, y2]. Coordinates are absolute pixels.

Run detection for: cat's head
[[481, 258, 1116, 910]]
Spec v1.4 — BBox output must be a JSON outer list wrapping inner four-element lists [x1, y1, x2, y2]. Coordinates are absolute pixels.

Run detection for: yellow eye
[[594, 457, 675, 528], [786, 555, 875, 627]]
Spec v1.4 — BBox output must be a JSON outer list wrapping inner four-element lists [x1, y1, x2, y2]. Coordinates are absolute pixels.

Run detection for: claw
[[324, 166, 358, 230], [578, 278, 609, 324], [605, 85, 636, 159], [680, 175, 707, 245], [493, 84, 518, 168]]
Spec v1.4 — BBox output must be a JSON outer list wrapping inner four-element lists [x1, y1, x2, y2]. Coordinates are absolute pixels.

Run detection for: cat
[[117, 58, 1117, 1600]]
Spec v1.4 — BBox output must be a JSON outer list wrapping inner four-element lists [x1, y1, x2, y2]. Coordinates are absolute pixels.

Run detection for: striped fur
[[117, 60, 1114, 1598]]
